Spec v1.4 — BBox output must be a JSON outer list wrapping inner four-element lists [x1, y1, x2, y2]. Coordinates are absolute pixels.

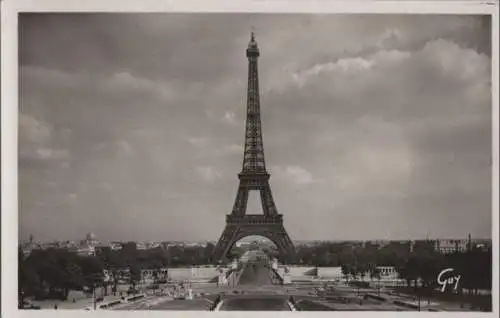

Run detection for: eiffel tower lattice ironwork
[[212, 32, 295, 263]]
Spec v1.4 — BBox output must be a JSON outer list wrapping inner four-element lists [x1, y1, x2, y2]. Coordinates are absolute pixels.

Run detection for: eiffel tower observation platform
[[226, 214, 283, 225]]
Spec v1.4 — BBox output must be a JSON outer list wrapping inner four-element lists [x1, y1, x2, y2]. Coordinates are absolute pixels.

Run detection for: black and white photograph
[[1, 0, 498, 315]]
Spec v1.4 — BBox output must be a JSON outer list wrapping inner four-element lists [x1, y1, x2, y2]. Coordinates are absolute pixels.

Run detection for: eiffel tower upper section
[[241, 32, 267, 177]]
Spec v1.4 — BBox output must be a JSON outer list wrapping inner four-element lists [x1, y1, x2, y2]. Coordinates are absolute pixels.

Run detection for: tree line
[[18, 241, 224, 305], [19, 239, 491, 307], [293, 241, 491, 295]]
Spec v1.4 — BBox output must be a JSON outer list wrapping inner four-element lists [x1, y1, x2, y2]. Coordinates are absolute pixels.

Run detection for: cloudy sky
[[18, 13, 492, 243]]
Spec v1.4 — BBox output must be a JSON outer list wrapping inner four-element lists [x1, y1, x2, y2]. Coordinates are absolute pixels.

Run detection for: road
[[115, 298, 211, 311], [218, 295, 291, 311], [237, 261, 272, 286], [216, 250, 293, 311]]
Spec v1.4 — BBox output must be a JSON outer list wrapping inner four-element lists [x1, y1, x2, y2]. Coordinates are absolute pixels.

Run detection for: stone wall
[[167, 268, 193, 281], [168, 266, 222, 282], [190, 266, 220, 280], [280, 266, 317, 279], [317, 267, 343, 279]]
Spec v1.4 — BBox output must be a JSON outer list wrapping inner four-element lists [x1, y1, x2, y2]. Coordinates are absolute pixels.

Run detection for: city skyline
[[19, 232, 492, 245], [19, 13, 492, 243]]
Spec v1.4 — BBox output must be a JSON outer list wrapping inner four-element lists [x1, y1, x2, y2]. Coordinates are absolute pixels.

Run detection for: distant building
[[166, 241, 185, 247], [136, 242, 147, 250], [85, 232, 99, 246], [434, 239, 468, 254], [109, 242, 123, 251], [21, 241, 40, 258], [141, 268, 168, 282], [363, 241, 383, 250], [371, 240, 390, 248], [235, 241, 251, 248], [41, 241, 62, 249], [377, 266, 398, 278], [103, 268, 131, 283], [76, 244, 96, 256], [412, 240, 436, 253], [472, 239, 491, 251], [94, 245, 110, 255], [146, 242, 161, 249]]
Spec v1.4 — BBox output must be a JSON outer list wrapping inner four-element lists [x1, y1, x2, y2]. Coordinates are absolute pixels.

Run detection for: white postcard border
[[2, 1, 498, 318]]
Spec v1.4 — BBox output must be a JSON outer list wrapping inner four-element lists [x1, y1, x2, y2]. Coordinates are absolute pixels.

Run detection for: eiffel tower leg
[[232, 186, 248, 216], [280, 229, 296, 264], [266, 226, 296, 264], [260, 182, 278, 216], [212, 225, 238, 263]]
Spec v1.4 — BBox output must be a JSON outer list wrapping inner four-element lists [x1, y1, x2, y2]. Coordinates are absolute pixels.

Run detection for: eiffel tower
[[212, 32, 295, 263]]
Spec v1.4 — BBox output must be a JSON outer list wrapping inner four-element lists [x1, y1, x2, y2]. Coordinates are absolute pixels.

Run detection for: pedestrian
[[54, 304, 58, 310]]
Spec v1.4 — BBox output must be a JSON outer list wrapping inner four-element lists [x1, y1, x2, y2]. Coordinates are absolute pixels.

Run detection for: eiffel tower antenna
[[212, 30, 295, 264]]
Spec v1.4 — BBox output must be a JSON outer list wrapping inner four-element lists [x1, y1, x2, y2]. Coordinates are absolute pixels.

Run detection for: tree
[[321, 252, 338, 267], [18, 247, 39, 307], [341, 264, 351, 282], [368, 264, 380, 281], [370, 267, 382, 296], [357, 263, 369, 281], [75, 254, 104, 299], [129, 264, 142, 291], [22, 249, 87, 300], [109, 269, 119, 295], [418, 254, 440, 288], [349, 263, 359, 281], [396, 256, 419, 289]]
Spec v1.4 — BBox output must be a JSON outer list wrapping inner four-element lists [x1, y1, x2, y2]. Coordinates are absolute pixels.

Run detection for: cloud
[[195, 166, 222, 183], [19, 114, 70, 161], [260, 34, 490, 239], [288, 48, 413, 91], [377, 28, 405, 49], [187, 136, 209, 147], [418, 39, 490, 82], [17, 14, 491, 242], [21, 66, 182, 104], [19, 113, 51, 144], [223, 111, 237, 125], [104, 71, 177, 101], [273, 165, 322, 186], [35, 148, 69, 160], [187, 137, 243, 158], [116, 140, 134, 155], [222, 144, 243, 155], [334, 139, 415, 196], [291, 57, 375, 88]]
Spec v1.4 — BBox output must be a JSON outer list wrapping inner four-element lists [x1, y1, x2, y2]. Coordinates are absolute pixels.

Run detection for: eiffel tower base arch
[[212, 215, 296, 264]]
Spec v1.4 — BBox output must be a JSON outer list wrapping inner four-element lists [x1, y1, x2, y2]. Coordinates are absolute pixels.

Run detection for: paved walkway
[[112, 295, 173, 310], [333, 283, 475, 312], [29, 294, 124, 310]]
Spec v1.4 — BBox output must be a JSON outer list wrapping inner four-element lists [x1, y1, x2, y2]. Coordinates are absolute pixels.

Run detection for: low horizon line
[[19, 236, 492, 244]]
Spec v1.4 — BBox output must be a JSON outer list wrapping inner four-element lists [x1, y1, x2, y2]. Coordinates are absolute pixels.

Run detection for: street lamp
[[87, 273, 103, 311], [417, 286, 421, 312], [93, 282, 97, 310], [19, 291, 24, 309]]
